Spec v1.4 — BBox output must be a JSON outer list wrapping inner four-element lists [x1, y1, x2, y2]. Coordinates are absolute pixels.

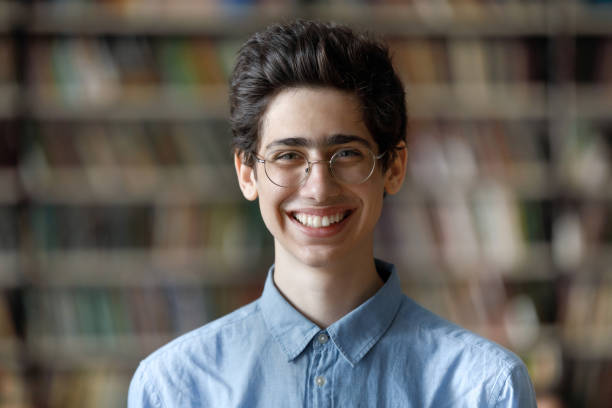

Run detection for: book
[[0, 38, 14, 83], [0, 293, 15, 338], [0, 207, 17, 250], [0, 132, 17, 167], [0, 367, 31, 408]]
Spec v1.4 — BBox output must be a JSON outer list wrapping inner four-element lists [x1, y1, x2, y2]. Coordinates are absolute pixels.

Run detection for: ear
[[383, 141, 408, 195], [234, 152, 259, 201]]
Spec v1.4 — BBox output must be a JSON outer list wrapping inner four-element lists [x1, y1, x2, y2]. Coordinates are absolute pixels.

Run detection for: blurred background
[[1, 0, 611, 407]]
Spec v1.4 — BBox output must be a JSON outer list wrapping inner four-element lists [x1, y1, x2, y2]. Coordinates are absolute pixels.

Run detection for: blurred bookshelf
[[1, 0, 612, 407]]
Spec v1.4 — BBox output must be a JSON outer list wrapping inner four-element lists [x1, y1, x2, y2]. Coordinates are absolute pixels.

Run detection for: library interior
[[1, 0, 611, 407]]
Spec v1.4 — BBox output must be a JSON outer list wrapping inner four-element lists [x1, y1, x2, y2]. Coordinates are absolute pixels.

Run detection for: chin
[[289, 244, 353, 269]]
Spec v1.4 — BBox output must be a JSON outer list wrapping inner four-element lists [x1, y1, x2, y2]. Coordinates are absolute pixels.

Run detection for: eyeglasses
[[254, 147, 386, 188]]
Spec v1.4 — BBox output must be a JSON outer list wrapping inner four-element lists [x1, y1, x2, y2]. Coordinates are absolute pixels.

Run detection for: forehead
[[259, 87, 372, 150]]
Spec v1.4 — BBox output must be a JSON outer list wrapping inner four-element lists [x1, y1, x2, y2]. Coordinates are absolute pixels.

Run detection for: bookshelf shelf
[[8, 2, 612, 37], [25, 3, 560, 37], [27, 334, 175, 369], [387, 241, 555, 281], [18, 165, 240, 205], [406, 83, 549, 120], [23, 84, 551, 121], [23, 3, 612, 37], [0, 253, 19, 288], [576, 244, 612, 272], [564, 327, 612, 359], [0, 1, 24, 32], [0, 338, 22, 369], [0, 169, 19, 204], [28, 3, 295, 36], [25, 85, 229, 121], [399, 163, 552, 201], [571, 85, 612, 119], [572, 3, 612, 35], [560, 184, 612, 201], [295, 4, 554, 37], [24, 248, 271, 287]]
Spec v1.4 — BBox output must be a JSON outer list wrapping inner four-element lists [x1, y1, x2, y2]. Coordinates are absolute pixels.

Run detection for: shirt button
[[315, 376, 326, 387], [317, 333, 329, 344]]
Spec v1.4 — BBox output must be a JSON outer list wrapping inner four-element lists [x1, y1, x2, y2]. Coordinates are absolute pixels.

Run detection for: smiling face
[[235, 87, 406, 270]]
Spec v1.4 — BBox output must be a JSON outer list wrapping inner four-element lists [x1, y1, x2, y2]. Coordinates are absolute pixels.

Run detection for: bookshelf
[[1, 0, 611, 407]]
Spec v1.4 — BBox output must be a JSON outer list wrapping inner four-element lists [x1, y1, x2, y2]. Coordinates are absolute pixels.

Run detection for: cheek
[[368, 199, 384, 225], [256, 186, 288, 233], [360, 186, 385, 227], [359, 179, 384, 206]]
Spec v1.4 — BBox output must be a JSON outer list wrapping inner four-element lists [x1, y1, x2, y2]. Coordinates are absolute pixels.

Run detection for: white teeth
[[293, 212, 347, 228], [322, 216, 330, 227]]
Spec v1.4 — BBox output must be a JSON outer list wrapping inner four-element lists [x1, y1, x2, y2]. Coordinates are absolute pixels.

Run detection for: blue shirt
[[128, 259, 537, 407]]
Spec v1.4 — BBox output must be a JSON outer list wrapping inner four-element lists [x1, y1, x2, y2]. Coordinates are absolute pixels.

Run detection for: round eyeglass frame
[[253, 148, 386, 188]]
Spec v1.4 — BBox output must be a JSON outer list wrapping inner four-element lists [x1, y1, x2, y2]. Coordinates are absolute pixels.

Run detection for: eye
[[334, 148, 364, 161], [270, 151, 304, 162]]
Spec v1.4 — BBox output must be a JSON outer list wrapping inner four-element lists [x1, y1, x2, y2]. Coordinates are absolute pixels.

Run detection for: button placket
[[314, 332, 329, 387], [313, 332, 330, 390], [309, 331, 333, 407]]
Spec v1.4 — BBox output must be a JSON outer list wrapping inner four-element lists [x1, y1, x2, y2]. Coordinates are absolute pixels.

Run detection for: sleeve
[[493, 363, 537, 408], [128, 362, 163, 408]]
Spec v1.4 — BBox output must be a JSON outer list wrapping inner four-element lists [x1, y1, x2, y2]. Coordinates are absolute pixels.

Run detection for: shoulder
[[143, 298, 261, 368], [129, 299, 263, 406], [388, 296, 536, 406], [394, 296, 524, 369]]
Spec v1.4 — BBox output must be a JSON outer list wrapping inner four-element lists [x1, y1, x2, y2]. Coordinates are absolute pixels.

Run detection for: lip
[[286, 206, 354, 238]]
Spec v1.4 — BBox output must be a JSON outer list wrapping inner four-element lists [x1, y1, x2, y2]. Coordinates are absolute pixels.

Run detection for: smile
[[291, 211, 350, 228]]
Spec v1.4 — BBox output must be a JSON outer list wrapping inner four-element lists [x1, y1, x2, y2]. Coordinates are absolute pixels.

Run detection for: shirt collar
[[259, 265, 321, 361], [259, 259, 404, 366]]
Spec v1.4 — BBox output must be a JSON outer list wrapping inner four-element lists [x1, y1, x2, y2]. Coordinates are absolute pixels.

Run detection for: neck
[[273, 245, 383, 328]]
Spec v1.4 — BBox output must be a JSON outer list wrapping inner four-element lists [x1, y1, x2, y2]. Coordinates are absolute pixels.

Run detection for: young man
[[129, 20, 537, 407]]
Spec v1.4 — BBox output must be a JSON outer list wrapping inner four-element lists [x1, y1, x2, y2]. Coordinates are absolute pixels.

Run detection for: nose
[[300, 160, 341, 201]]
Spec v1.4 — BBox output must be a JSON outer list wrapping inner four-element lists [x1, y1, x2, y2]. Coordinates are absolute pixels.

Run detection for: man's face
[[235, 87, 405, 269]]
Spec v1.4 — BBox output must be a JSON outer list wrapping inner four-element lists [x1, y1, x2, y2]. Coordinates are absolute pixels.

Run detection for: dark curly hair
[[229, 19, 407, 171]]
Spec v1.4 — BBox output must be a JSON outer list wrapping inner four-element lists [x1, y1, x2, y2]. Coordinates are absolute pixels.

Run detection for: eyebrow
[[265, 134, 372, 150]]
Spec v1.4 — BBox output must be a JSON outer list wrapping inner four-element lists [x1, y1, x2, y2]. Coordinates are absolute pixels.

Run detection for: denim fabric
[[128, 259, 536, 407]]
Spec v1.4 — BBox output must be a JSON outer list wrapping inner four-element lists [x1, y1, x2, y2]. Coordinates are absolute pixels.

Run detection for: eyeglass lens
[[263, 148, 377, 187]]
